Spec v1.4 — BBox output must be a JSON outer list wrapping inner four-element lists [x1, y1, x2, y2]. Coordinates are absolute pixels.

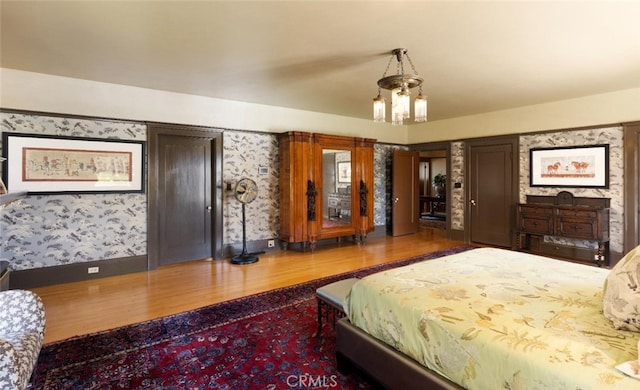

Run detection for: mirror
[[322, 149, 352, 228]]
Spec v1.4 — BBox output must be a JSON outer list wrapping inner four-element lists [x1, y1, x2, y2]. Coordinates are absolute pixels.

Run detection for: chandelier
[[373, 48, 427, 125]]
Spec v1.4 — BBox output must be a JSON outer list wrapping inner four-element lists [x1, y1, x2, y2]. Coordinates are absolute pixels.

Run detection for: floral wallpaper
[[449, 141, 465, 230], [222, 131, 280, 245], [0, 113, 147, 271]]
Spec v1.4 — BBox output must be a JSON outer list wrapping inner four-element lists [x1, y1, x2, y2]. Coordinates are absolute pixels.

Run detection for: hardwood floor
[[32, 229, 464, 344]]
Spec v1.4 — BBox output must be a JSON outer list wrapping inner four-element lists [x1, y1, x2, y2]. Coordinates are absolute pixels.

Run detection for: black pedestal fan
[[231, 178, 260, 265]]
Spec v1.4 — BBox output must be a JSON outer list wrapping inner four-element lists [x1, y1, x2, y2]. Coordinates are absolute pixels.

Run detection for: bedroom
[[1, 1, 638, 271], [1, 1, 640, 389]]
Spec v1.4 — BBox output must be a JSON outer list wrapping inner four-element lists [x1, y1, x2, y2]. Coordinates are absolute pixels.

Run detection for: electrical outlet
[[88, 266, 99, 274], [267, 240, 275, 248]]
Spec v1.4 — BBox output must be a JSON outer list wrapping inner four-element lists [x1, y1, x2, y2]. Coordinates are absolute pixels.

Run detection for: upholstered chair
[[0, 290, 46, 390]]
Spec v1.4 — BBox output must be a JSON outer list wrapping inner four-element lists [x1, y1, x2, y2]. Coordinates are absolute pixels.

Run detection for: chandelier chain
[[405, 53, 419, 76], [396, 57, 404, 77], [380, 54, 395, 79]]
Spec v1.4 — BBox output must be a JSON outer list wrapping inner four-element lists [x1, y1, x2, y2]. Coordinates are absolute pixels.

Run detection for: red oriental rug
[[29, 246, 472, 390]]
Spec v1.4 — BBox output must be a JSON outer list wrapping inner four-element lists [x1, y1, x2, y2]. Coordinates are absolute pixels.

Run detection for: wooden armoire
[[279, 131, 376, 250]]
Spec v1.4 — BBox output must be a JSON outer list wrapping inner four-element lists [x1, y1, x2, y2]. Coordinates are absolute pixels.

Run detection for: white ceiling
[[2, 1, 639, 123]]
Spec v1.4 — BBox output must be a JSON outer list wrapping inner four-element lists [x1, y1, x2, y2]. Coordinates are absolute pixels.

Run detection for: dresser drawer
[[518, 205, 554, 216], [556, 217, 599, 240], [557, 208, 598, 219], [556, 219, 598, 240], [517, 205, 554, 235], [520, 215, 554, 235], [555, 207, 607, 240]]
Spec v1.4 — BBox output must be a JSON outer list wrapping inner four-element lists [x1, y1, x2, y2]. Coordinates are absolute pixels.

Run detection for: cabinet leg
[[597, 241, 610, 267], [353, 231, 368, 245]]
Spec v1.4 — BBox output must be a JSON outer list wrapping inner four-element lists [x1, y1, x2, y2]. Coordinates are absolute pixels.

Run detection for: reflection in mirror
[[322, 149, 351, 228]]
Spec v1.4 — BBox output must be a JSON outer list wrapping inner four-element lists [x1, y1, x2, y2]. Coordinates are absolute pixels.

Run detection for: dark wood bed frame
[[336, 318, 463, 389]]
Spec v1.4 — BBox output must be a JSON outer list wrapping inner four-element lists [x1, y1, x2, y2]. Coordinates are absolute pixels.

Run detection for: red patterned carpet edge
[[29, 245, 473, 390]]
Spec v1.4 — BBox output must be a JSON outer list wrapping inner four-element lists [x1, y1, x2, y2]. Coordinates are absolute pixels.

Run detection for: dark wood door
[[392, 150, 420, 236], [147, 123, 224, 269], [157, 134, 212, 265], [467, 140, 517, 247]]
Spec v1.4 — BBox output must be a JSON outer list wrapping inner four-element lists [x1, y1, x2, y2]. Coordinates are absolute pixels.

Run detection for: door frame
[[464, 135, 519, 246], [409, 141, 452, 238], [624, 121, 640, 253], [147, 122, 224, 269]]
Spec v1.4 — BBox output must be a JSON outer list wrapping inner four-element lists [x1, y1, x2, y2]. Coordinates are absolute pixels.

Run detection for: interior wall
[[449, 142, 465, 231], [0, 68, 407, 144], [0, 112, 147, 271], [1, 69, 636, 270], [446, 126, 625, 255], [519, 126, 624, 254], [3, 69, 639, 146], [409, 88, 640, 143], [0, 111, 397, 271], [222, 130, 280, 246]]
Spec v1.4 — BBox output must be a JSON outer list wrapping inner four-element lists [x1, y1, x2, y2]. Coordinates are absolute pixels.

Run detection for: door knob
[[470, 199, 477, 206], [206, 206, 212, 212], [394, 198, 399, 204]]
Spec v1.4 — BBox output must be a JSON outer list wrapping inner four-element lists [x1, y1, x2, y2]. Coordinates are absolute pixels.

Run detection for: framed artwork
[[529, 144, 609, 188], [2, 133, 145, 194], [337, 161, 351, 183]]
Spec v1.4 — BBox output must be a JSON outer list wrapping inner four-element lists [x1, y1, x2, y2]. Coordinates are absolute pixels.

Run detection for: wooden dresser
[[515, 191, 610, 266], [279, 131, 375, 250]]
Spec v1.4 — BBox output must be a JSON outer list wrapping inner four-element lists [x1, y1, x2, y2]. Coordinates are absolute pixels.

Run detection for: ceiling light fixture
[[373, 48, 427, 125]]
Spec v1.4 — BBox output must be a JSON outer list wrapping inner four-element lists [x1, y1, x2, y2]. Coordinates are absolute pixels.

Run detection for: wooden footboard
[[335, 318, 463, 390]]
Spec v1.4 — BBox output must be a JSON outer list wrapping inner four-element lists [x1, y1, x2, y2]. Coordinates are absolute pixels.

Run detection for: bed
[[337, 247, 639, 389]]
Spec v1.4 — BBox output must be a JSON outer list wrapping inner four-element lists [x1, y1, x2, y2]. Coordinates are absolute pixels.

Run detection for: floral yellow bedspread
[[344, 247, 638, 389]]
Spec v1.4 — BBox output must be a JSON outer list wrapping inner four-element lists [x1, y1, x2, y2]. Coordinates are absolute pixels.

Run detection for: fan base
[[231, 253, 259, 265]]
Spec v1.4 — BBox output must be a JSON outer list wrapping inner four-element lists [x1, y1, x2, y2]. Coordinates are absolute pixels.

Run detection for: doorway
[[419, 151, 447, 225], [147, 123, 224, 268], [410, 142, 451, 237]]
